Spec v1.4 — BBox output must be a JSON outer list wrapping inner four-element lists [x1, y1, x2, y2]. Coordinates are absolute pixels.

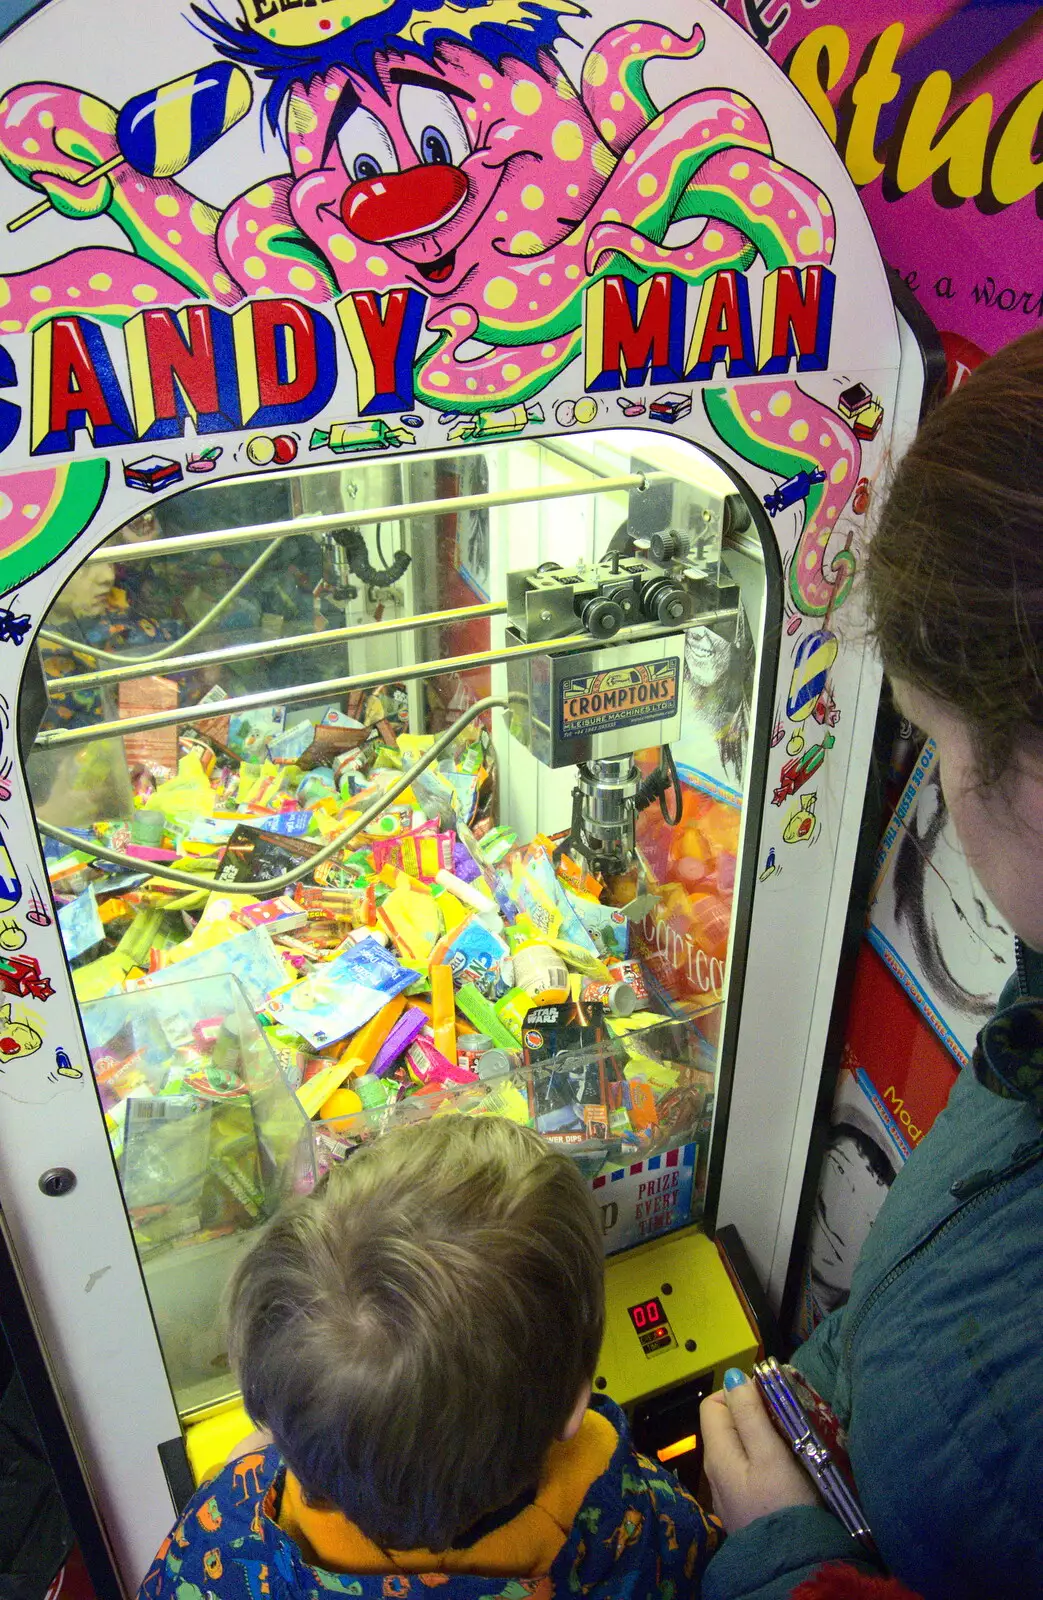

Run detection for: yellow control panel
[[597, 1226, 760, 1407]]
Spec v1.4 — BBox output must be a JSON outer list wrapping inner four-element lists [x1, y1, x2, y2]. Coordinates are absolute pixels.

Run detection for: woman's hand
[[700, 1371, 820, 1533]]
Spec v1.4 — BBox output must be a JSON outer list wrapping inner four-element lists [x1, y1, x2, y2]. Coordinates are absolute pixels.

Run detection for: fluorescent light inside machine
[[656, 1434, 698, 1464]]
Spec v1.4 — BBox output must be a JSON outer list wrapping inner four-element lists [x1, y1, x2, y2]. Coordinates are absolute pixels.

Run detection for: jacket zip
[[841, 1141, 1043, 1367], [1016, 936, 1029, 998]]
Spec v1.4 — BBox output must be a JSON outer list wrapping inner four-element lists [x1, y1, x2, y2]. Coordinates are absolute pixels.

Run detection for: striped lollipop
[[786, 628, 837, 724], [8, 63, 252, 232]]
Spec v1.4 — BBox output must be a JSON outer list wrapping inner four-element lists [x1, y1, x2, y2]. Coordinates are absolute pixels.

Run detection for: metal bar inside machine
[[34, 611, 731, 750], [86, 471, 660, 564], [48, 600, 507, 691]]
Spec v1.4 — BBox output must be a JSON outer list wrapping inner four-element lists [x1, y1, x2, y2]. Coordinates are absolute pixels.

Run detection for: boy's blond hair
[[227, 1115, 605, 1552]]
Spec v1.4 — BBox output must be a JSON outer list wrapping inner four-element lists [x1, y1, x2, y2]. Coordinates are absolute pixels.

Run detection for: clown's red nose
[[341, 164, 468, 244]]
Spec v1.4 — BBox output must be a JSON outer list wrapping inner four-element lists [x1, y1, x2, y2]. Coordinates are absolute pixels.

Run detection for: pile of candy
[[47, 697, 719, 1256]]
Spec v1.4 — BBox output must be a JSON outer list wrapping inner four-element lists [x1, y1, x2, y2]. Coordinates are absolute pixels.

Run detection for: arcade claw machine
[[0, 0, 930, 1589]]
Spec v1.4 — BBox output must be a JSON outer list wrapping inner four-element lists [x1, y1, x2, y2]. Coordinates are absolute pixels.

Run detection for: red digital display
[[627, 1296, 666, 1332]]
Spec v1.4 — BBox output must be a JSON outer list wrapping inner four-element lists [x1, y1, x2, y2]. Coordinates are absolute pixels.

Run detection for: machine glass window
[[26, 429, 773, 1457]]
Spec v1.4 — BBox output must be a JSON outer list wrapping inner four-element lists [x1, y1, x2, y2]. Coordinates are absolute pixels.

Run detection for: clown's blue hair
[[192, 0, 583, 139]]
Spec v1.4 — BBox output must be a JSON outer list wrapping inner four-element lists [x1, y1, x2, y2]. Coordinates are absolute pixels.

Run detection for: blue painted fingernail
[[723, 1368, 747, 1390]]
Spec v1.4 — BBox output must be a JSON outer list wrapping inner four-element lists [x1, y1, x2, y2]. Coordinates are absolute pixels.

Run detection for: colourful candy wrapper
[[268, 938, 417, 1049]]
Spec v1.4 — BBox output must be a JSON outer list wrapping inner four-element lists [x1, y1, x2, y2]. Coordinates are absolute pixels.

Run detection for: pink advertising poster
[[722, 0, 1043, 380]]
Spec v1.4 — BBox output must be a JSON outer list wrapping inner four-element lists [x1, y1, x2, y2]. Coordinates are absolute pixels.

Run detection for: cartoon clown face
[[257, 37, 609, 304]]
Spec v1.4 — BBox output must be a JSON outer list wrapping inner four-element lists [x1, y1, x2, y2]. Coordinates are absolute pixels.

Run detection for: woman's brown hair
[[866, 329, 1043, 783]]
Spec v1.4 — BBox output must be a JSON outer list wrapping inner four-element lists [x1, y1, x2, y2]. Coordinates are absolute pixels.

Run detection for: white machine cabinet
[[0, 0, 929, 1590]]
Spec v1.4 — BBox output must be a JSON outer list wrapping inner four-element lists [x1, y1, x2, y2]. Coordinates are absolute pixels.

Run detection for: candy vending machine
[[0, 0, 930, 1590]]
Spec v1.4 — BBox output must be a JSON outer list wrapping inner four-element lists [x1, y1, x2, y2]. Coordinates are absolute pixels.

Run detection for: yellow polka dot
[[788, 210, 797, 220], [1, 320, 21, 333], [830, 460, 849, 485], [325, 83, 340, 102], [818, 194, 832, 216], [429, 371, 450, 388], [583, 51, 608, 88], [703, 229, 724, 251], [555, 74, 576, 101], [565, 184, 579, 198], [541, 343, 557, 358], [0, 282, 8, 309], [521, 184, 544, 211], [769, 159, 782, 173], [529, 300, 538, 310], [731, 116, 746, 131], [367, 256, 388, 277], [39, 110, 53, 129], [768, 390, 792, 417], [730, 162, 749, 180], [244, 256, 266, 280], [484, 276, 518, 309], [250, 184, 275, 209], [600, 118, 616, 142], [295, 146, 313, 165], [190, 201, 214, 235], [631, 237, 646, 252], [750, 183, 773, 207], [464, 377, 477, 390], [29, 285, 51, 303], [502, 363, 521, 381], [751, 410, 762, 422], [66, 286, 79, 298], [602, 207, 621, 222], [511, 80, 542, 116], [450, 308, 471, 327], [820, 434, 832, 447], [213, 271, 232, 294], [132, 283, 157, 302], [797, 226, 820, 255], [88, 272, 111, 291], [22, 504, 39, 518], [610, 91, 625, 111], [289, 265, 316, 290], [825, 237, 834, 252], [734, 94, 751, 110], [289, 99, 318, 135], [466, 107, 477, 122], [636, 172, 657, 198], [510, 230, 543, 254], [538, 272, 552, 286], [167, 229, 181, 245], [565, 263, 580, 279], [246, 219, 258, 234], [807, 551, 818, 568], [479, 73, 493, 88], [592, 144, 615, 177], [22, 136, 39, 154], [496, 209, 508, 222], [78, 94, 115, 133], [155, 194, 180, 218], [789, 420, 810, 443]]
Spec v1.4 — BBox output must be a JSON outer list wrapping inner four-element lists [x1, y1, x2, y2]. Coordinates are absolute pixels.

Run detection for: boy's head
[[228, 1115, 605, 1552]]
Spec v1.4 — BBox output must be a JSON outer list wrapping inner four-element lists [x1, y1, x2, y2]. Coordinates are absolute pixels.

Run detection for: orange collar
[[278, 1409, 617, 1578]]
